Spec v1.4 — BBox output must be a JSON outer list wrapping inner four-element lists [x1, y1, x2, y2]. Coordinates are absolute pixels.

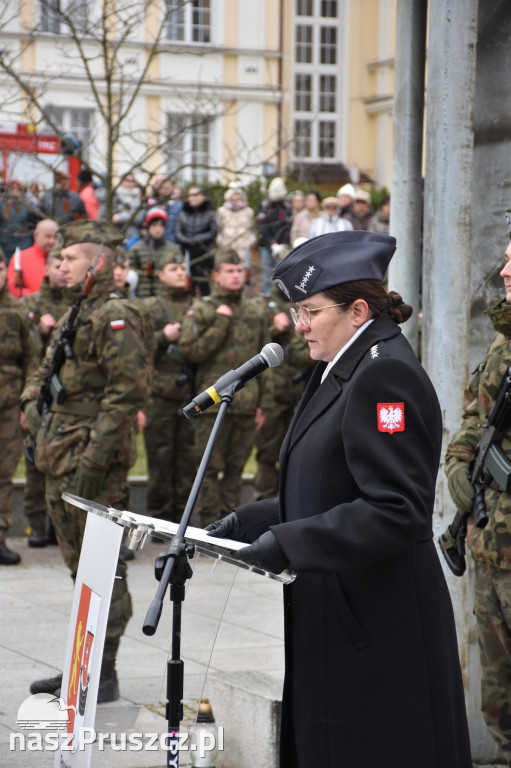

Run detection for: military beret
[[57, 219, 125, 250], [157, 244, 184, 270], [214, 249, 242, 268], [272, 230, 396, 302]]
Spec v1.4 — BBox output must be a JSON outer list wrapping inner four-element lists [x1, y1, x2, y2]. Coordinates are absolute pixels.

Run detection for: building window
[[320, 26, 337, 64], [296, 0, 313, 15], [294, 120, 311, 159], [319, 75, 336, 112], [321, 0, 338, 17], [166, 113, 212, 183], [295, 74, 312, 112], [166, 0, 211, 44], [295, 25, 312, 64], [319, 121, 335, 158], [41, 0, 61, 33], [40, 0, 88, 34], [44, 106, 94, 161]]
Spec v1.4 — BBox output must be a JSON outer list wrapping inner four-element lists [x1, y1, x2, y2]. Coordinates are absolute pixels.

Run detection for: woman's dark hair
[[323, 280, 412, 324]]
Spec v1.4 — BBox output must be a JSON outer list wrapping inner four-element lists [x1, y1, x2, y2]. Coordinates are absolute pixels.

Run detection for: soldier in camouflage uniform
[[21, 245, 73, 547], [445, 220, 511, 762], [0, 250, 38, 565], [142, 247, 195, 522], [21, 220, 150, 702], [178, 249, 268, 526], [253, 282, 313, 499]]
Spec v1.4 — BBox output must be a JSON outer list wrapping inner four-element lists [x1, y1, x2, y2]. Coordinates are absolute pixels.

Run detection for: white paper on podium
[[54, 510, 123, 768], [62, 492, 296, 584]]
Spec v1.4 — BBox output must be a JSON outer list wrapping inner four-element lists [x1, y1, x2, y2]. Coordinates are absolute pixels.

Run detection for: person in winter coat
[[175, 186, 217, 296], [308, 196, 353, 237], [256, 177, 293, 294], [215, 183, 256, 265], [207, 229, 472, 768]]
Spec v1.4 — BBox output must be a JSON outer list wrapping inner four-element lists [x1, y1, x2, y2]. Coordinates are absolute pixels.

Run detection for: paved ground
[[0, 532, 285, 768]]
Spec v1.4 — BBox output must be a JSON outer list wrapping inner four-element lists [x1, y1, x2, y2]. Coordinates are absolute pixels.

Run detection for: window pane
[[41, 0, 61, 33], [320, 26, 337, 64], [66, 0, 88, 33], [167, 113, 187, 174], [319, 75, 336, 112], [321, 0, 338, 17], [295, 74, 312, 112], [190, 117, 210, 182], [296, 0, 312, 15], [319, 121, 335, 158], [294, 120, 311, 158], [192, 0, 211, 43], [296, 25, 312, 64], [166, 0, 185, 41]]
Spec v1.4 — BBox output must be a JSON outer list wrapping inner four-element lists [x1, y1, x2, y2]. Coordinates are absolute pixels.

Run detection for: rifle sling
[[51, 400, 100, 418]]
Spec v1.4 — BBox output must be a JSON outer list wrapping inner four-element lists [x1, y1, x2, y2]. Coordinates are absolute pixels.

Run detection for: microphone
[[182, 343, 284, 419]]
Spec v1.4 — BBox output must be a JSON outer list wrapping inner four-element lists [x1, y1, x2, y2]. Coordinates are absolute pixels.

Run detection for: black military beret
[[272, 230, 396, 302]]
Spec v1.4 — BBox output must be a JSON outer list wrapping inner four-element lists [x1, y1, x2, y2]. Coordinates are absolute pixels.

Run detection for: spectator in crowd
[[21, 245, 72, 548], [7, 218, 58, 297], [0, 179, 38, 262], [215, 182, 256, 265], [368, 195, 391, 236], [22, 219, 150, 702], [112, 172, 144, 240], [308, 197, 354, 237], [142, 248, 195, 522], [352, 189, 375, 231], [336, 183, 361, 229], [39, 170, 86, 224], [256, 177, 292, 294], [146, 175, 183, 244], [77, 168, 100, 220], [129, 208, 182, 298], [290, 191, 322, 245], [0, 249, 38, 564], [289, 191, 305, 216], [178, 249, 268, 526], [175, 186, 217, 297]]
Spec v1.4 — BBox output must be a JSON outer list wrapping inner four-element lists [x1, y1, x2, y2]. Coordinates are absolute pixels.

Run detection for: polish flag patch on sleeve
[[110, 319, 125, 330], [377, 402, 405, 434]]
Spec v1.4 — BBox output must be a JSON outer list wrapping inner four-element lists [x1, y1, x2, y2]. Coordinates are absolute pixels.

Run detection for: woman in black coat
[[208, 231, 472, 768]]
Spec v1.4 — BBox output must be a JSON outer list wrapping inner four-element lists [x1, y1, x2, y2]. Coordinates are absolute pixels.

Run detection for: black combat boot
[[30, 673, 62, 696], [28, 527, 49, 548], [0, 538, 21, 565], [97, 660, 119, 703]]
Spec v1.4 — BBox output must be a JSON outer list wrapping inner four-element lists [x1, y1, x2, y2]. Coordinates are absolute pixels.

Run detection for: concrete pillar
[[388, 0, 427, 354]]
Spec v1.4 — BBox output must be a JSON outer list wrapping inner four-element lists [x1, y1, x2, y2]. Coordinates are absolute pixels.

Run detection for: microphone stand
[[142, 392, 235, 768]]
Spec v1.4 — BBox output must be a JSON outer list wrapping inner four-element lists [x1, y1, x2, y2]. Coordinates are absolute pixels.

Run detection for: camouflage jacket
[[254, 283, 313, 410], [0, 286, 38, 409], [445, 299, 511, 569], [143, 286, 193, 402], [21, 271, 150, 476], [128, 238, 180, 298], [22, 278, 74, 357], [178, 285, 268, 415]]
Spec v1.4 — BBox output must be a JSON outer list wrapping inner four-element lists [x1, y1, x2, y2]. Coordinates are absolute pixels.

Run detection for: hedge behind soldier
[[0, 249, 38, 565], [178, 249, 268, 526], [142, 247, 195, 522], [21, 220, 150, 703]]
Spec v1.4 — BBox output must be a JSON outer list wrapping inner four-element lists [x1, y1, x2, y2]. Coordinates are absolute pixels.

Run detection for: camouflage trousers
[[0, 404, 23, 533], [45, 465, 133, 663], [23, 447, 47, 529], [193, 414, 256, 527], [143, 397, 196, 523], [254, 402, 294, 500], [474, 560, 511, 760]]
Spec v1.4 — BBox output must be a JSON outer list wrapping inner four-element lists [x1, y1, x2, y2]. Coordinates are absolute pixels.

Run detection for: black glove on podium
[[206, 511, 245, 541], [236, 530, 289, 574]]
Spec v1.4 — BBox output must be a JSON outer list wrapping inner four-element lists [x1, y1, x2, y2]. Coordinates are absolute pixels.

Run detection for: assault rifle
[[439, 365, 511, 576]]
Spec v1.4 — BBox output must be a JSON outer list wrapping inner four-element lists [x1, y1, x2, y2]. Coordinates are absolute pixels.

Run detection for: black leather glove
[[206, 512, 244, 541], [236, 530, 289, 574], [74, 461, 106, 500], [447, 463, 474, 516], [24, 400, 42, 436]]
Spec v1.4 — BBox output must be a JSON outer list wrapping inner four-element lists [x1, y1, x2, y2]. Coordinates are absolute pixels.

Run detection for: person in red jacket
[[7, 218, 58, 296]]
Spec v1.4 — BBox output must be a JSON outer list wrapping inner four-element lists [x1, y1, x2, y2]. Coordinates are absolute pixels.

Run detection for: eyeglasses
[[290, 302, 346, 327]]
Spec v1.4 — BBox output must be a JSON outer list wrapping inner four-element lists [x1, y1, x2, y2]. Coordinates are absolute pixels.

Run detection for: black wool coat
[[236, 313, 471, 768]]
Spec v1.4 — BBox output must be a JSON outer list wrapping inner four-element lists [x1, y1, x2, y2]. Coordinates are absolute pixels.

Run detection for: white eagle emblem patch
[[377, 402, 405, 434]]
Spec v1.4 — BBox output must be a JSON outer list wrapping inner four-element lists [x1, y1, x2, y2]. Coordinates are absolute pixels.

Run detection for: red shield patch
[[377, 402, 405, 434]]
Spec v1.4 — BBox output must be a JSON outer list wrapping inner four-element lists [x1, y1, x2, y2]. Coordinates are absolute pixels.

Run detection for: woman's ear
[[351, 299, 370, 328]]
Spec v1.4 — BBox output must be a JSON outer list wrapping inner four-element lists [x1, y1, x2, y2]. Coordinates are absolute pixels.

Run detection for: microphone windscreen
[[261, 343, 284, 368]]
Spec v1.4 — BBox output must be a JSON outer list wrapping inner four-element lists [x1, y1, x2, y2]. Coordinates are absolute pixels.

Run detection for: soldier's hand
[[447, 463, 474, 515], [236, 531, 289, 574], [24, 400, 42, 436], [206, 511, 244, 540], [74, 461, 106, 500]]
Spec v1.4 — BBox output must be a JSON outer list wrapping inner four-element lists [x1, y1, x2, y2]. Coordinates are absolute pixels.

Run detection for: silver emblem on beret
[[273, 278, 291, 299], [294, 265, 316, 294]]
